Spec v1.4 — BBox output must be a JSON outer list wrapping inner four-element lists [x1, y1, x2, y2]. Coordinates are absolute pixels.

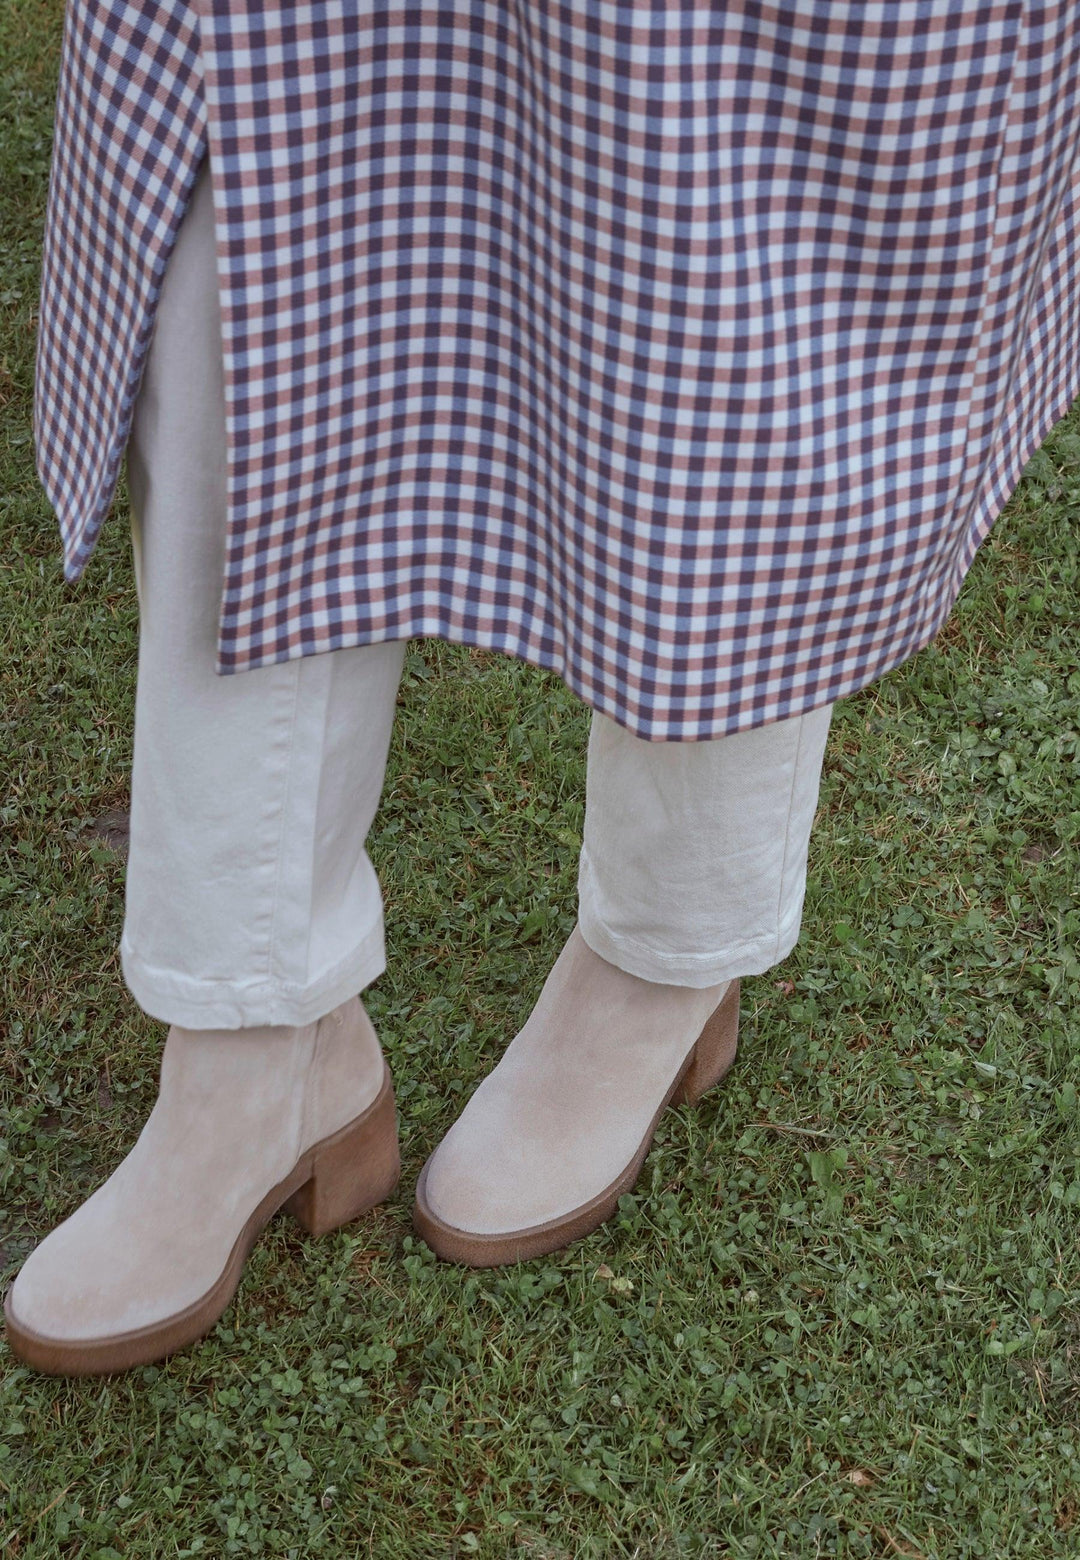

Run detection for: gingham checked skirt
[[33, 1, 1080, 739]]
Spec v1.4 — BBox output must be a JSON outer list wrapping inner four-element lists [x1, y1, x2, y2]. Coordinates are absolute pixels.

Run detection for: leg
[[123, 154, 406, 1031], [413, 701, 834, 1266], [4, 155, 406, 1375], [577, 701, 834, 985]]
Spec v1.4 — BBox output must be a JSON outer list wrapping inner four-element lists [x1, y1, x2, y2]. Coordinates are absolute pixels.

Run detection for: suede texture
[[422, 924, 731, 1234], [6, 996, 385, 1342]]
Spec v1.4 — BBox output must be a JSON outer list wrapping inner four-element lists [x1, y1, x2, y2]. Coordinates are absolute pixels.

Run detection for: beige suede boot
[[3, 996, 399, 1376], [413, 925, 739, 1266]]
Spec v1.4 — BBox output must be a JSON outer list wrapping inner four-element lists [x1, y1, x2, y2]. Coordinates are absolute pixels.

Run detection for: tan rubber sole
[[412, 977, 740, 1267], [3, 1063, 400, 1377]]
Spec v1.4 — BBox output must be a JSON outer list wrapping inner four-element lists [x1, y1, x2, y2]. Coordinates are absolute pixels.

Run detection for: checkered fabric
[[34, 1, 1080, 740]]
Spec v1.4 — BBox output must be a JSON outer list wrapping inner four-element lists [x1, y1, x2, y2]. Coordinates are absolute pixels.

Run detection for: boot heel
[[285, 1070, 401, 1237], [671, 979, 740, 1106]]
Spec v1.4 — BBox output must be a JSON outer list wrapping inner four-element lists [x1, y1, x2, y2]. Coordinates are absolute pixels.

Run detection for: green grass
[[3, 4, 1080, 1555]]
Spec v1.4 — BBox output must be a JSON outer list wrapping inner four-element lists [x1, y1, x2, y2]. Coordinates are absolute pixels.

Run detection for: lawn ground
[[2, 3, 1080, 1555]]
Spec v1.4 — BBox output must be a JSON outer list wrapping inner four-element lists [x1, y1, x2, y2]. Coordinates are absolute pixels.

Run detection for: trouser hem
[[119, 918, 389, 1029], [577, 858, 805, 986]]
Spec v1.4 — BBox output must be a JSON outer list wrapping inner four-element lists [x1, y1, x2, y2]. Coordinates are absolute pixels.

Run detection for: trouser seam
[[263, 662, 304, 982], [773, 713, 806, 963]]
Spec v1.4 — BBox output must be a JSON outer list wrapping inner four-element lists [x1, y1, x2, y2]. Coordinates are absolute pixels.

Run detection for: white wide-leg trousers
[[121, 155, 835, 1030]]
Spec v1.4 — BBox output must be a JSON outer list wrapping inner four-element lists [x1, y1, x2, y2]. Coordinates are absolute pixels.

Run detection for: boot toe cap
[[5, 1208, 215, 1348]]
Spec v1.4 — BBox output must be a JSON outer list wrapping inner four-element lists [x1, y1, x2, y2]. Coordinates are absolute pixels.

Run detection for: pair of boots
[[4, 926, 739, 1377]]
